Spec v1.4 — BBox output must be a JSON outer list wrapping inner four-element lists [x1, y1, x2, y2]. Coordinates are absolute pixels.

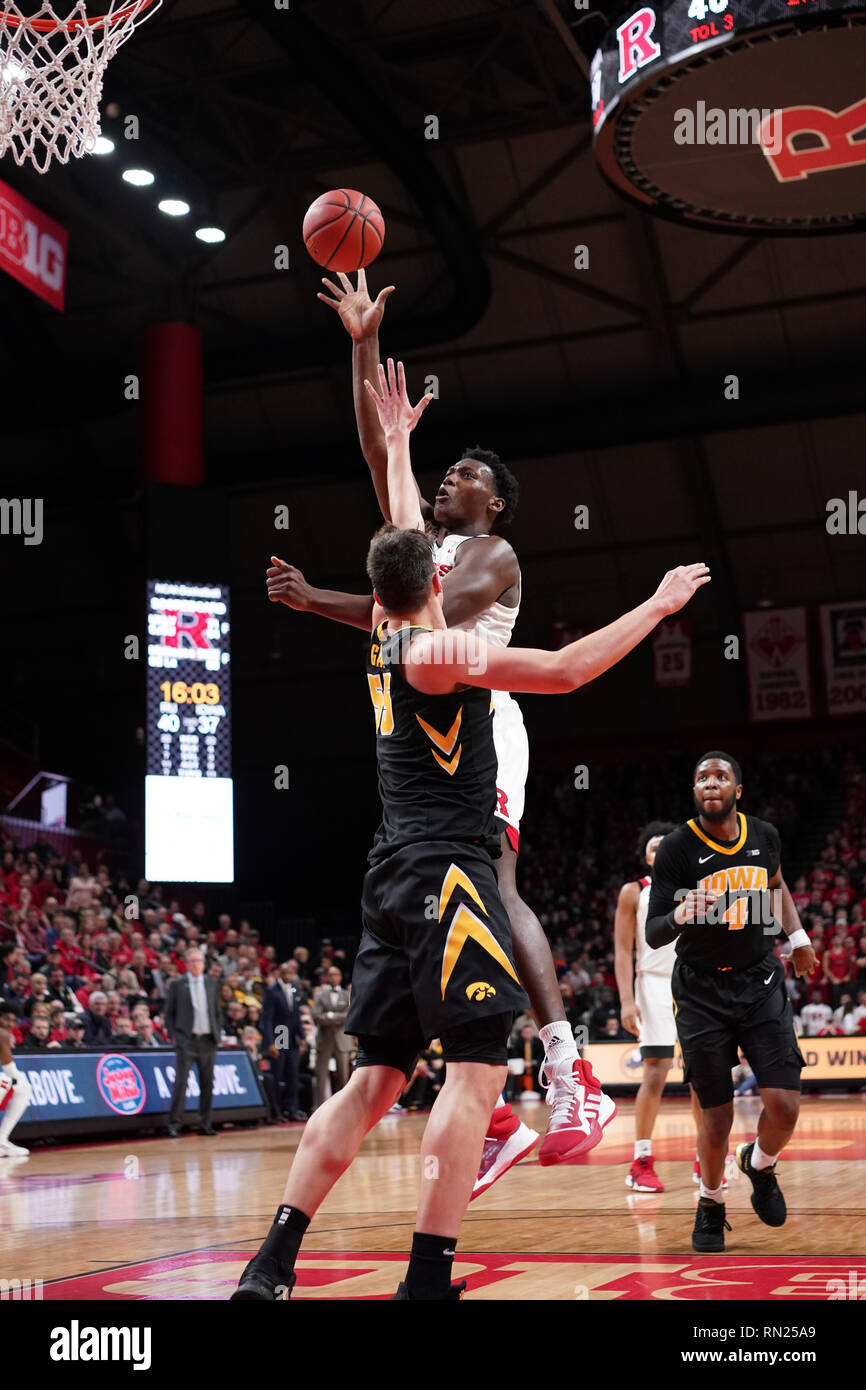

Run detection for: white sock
[[634, 1139, 652, 1160], [751, 1139, 779, 1171], [699, 1181, 724, 1203], [492, 1091, 509, 1114], [539, 1022, 578, 1067]]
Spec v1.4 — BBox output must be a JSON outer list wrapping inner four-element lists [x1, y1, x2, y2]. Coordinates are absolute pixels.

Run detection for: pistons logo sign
[[762, 97, 866, 182], [96, 1054, 146, 1116]]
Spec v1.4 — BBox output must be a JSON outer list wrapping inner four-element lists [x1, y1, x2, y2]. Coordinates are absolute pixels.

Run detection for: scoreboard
[[144, 580, 234, 883], [583, 0, 860, 134], [544, 0, 866, 231]]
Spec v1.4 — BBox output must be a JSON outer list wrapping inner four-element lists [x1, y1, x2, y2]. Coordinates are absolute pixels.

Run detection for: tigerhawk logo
[[465, 981, 496, 1002]]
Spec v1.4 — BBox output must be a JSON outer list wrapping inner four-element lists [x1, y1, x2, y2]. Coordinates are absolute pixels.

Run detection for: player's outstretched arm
[[406, 563, 710, 696], [267, 557, 374, 631], [614, 882, 641, 1037], [363, 358, 433, 532], [317, 271, 433, 523]]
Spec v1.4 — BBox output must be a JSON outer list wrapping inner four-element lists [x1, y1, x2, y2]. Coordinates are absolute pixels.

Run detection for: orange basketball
[[303, 189, 385, 272]]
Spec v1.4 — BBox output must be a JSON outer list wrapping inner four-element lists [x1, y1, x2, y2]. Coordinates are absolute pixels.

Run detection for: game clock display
[[144, 581, 234, 883], [565, 0, 860, 131]]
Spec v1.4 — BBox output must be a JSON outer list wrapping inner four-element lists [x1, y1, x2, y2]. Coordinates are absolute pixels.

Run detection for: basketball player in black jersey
[[233, 365, 709, 1301], [267, 270, 607, 1175], [646, 753, 819, 1253]]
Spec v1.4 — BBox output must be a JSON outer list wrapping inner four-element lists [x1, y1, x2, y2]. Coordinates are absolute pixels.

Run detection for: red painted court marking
[[42, 1251, 866, 1301]]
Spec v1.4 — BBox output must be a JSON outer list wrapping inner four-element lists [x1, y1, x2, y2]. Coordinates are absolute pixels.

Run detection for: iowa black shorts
[[345, 839, 528, 1070], [672, 953, 805, 1109]]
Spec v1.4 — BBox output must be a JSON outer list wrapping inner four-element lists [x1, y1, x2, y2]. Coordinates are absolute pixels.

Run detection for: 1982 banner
[[744, 608, 811, 722]]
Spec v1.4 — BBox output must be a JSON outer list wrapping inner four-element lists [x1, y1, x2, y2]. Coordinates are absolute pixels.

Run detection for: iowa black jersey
[[646, 813, 782, 972], [367, 621, 499, 865]]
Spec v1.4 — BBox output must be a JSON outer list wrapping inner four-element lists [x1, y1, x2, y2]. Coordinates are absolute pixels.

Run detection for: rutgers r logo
[[762, 98, 866, 182], [465, 981, 496, 1002]]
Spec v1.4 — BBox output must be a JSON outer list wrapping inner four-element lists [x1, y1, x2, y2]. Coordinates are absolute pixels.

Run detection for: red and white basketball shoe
[[537, 1057, 616, 1166], [693, 1157, 728, 1189], [470, 1104, 540, 1200], [626, 1155, 665, 1192]]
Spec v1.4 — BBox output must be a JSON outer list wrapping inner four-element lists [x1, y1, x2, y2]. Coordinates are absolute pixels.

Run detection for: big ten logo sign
[[0, 194, 65, 296]]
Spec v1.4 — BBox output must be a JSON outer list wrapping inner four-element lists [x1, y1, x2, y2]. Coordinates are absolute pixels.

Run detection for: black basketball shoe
[[736, 1141, 787, 1227], [391, 1280, 467, 1300], [692, 1197, 731, 1253], [230, 1258, 297, 1301]]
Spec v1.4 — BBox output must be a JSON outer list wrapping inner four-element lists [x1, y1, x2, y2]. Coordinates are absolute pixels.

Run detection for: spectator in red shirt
[[824, 930, 854, 1007]]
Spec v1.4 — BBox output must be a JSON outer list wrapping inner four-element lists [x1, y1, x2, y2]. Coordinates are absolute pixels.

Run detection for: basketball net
[[0, 0, 160, 174]]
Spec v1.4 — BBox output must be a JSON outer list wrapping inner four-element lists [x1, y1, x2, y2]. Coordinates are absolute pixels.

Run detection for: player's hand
[[620, 1002, 641, 1037], [674, 888, 718, 926], [317, 268, 394, 341], [363, 358, 433, 437], [791, 944, 819, 979], [653, 563, 711, 614], [267, 557, 313, 610]]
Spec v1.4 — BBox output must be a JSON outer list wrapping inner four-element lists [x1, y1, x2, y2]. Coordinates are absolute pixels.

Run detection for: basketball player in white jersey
[[267, 276, 617, 1189], [0, 1026, 32, 1156], [615, 823, 703, 1192]]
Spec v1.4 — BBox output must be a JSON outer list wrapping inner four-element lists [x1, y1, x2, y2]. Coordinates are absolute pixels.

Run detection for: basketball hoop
[[0, 1, 161, 174]]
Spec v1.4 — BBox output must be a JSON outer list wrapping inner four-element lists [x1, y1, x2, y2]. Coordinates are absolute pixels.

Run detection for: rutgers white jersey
[[431, 532, 520, 648], [432, 530, 526, 835], [635, 875, 677, 978]]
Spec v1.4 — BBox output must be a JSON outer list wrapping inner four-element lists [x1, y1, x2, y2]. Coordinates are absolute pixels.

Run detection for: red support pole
[[140, 321, 204, 486]]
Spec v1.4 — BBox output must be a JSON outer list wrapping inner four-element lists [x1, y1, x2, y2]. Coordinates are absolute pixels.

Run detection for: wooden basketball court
[[2, 1094, 864, 1300]]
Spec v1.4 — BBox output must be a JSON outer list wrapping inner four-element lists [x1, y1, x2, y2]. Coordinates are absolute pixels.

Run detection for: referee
[[646, 751, 818, 1253]]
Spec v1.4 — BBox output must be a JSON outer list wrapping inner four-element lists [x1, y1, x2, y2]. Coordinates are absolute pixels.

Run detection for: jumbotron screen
[[144, 580, 234, 883]]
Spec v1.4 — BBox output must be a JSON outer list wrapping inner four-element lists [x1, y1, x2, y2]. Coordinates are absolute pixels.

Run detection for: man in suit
[[164, 947, 222, 1137], [311, 966, 352, 1110], [262, 961, 307, 1122]]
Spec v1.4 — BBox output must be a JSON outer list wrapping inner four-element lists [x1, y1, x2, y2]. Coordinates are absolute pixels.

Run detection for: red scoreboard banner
[[0, 178, 68, 310]]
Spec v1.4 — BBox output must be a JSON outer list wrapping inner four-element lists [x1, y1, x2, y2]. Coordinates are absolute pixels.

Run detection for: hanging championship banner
[[744, 608, 811, 722], [820, 599, 866, 716], [652, 618, 691, 687]]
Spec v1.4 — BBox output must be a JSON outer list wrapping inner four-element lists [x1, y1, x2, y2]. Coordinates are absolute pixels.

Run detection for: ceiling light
[[158, 198, 190, 217], [92, 136, 115, 155], [195, 226, 226, 244], [122, 168, 155, 187]]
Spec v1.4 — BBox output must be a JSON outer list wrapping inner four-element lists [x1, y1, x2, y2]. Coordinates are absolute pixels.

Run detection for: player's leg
[[627, 973, 675, 1191], [231, 1060, 406, 1300], [626, 1057, 671, 1191], [496, 839, 568, 1030], [0, 1028, 31, 1157], [417, 1061, 506, 1229], [672, 964, 737, 1251], [734, 966, 805, 1226], [398, 1012, 511, 1301]]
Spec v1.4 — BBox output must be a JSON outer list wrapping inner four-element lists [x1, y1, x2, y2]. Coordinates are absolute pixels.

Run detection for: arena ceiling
[[0, 0, 862, 664]]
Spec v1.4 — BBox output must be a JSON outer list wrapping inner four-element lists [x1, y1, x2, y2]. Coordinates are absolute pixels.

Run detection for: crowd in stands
[[0, 834, 355, 1120], [3, 740, 865, 1123]]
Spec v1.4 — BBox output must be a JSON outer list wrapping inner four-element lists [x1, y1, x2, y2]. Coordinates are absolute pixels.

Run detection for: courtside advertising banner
[[585, 1037, 866, 1088], [0, 177, 68, 311], [743, 607, 812, 722], [14, 1048, 265, 1133], [820, 599, 866, 716]]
